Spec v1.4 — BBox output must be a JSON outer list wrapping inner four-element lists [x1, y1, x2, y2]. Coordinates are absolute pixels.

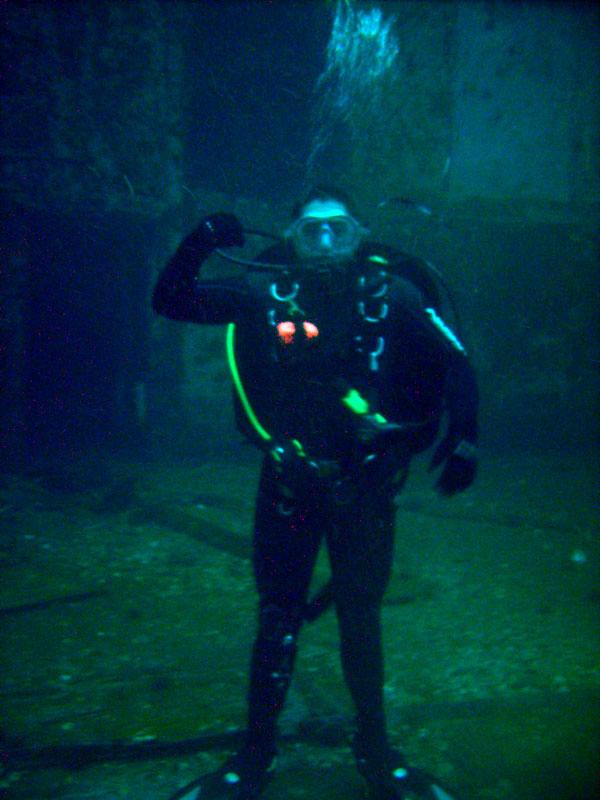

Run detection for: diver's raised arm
[[152, 213, 247, 324]]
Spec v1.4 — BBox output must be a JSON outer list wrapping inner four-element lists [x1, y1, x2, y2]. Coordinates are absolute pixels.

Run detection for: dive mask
[[289, 213, 363, 263]]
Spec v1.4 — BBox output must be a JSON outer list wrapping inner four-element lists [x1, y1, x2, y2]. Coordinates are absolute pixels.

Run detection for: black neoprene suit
[[152, 230, 478, 762]]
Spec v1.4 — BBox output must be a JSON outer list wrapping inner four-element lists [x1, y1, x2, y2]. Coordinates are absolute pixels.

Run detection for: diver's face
[[288, 198, 363, 269]]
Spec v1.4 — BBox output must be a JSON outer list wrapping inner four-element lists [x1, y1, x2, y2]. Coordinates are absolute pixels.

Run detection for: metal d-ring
[[369, 336, 385, 371], [270, 281, 299, 303], [357, 300, 389, 323]]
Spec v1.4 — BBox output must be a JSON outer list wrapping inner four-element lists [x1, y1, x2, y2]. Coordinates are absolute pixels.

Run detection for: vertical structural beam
[[0, 210, 28, 469], [144, 216, 187, 451]]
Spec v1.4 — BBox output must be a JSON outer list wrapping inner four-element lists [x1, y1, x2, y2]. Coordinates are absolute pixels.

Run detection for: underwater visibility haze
[[0, 2, 598, 799]]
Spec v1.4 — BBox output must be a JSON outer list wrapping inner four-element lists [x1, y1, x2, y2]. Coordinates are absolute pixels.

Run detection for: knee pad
[[258, 602, 303, 644], [254, 603, 303, 696]]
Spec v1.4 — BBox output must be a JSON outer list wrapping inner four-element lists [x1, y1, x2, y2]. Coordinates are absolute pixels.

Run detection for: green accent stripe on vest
[[342, 388, 370, 415], [367, 254, 389, 265], [226, 323, 272, 443]]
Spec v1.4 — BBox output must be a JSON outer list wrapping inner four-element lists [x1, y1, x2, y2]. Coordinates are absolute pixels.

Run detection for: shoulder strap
[[359, 242, 461, 334]]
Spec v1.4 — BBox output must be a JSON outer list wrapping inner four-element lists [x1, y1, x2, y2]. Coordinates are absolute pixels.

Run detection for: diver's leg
[[244, 459, 323, 755], [328, 492, 396, 762], [167, 462, 324, 800], [327, 492, 461, 799], [167, 464, 323, 799]]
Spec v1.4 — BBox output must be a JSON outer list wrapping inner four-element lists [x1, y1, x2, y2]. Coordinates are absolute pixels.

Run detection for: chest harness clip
[[354, 261, 390, 372]]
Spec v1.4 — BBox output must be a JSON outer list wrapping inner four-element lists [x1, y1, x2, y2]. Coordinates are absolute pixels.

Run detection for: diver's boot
[[167, 744, 277, 800], [354, 739, 460, 800]]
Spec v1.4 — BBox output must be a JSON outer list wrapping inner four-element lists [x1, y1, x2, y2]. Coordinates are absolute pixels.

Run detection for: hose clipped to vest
[[226, 323, 272, 444]]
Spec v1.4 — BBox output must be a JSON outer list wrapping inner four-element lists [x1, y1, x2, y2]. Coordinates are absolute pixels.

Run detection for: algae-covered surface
[[1, 449, 598, 800]]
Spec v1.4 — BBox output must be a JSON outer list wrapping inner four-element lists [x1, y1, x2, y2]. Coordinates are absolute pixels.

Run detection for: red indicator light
[[303, 321, 319, 339], [277, 321, 296, 345]]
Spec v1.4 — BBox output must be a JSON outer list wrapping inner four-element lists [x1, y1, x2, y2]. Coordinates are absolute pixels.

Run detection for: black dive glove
[[189, 212, 244, 253], [429, 430, 478, 496], [152, 212, 244, 317]]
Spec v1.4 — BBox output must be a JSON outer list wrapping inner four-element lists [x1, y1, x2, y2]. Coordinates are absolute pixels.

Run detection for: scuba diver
[[153, 186, 479, 800]]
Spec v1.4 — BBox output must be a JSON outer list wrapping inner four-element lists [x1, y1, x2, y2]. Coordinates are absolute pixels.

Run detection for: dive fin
[[429, 782, 459, 800], [365, 765, 462, 800], [167, 776, 203, 800], [166, 753, 276, 800], [405, 767, 462, 800]]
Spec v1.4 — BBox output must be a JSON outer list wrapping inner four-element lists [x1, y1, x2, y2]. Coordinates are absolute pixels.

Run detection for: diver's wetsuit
[[153, 230, 478, 766]]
